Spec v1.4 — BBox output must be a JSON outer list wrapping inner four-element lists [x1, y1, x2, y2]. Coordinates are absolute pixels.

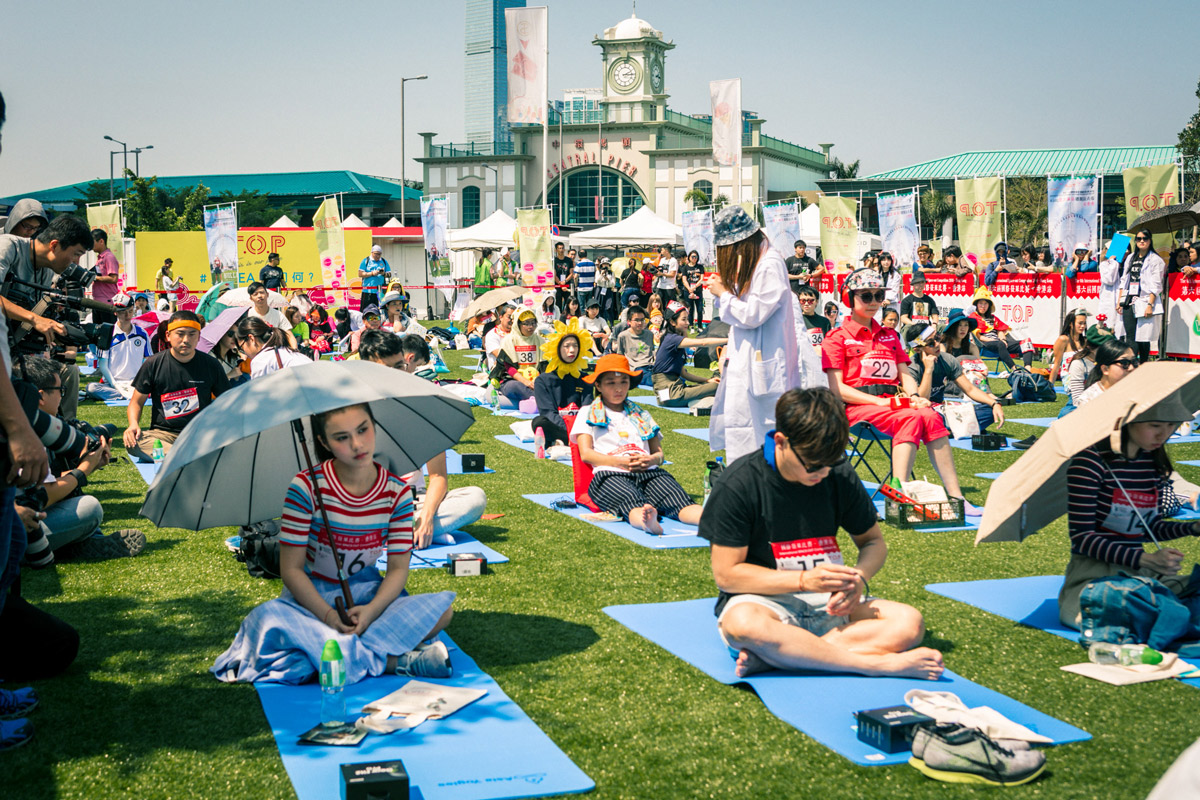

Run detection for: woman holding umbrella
[[212, 402, 456, 684]]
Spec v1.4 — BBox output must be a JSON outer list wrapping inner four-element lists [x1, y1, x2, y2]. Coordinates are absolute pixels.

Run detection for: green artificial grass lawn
[[9, 344, 1200, 800]]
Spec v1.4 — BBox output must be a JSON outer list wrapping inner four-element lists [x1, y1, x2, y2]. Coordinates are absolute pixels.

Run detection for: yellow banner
[[516, 208, 553, 310], [314, 198, 348, 305], [954, 177, 1003, 270], [1123, 163, 1179, 252], [86, 203, 124, 269], [818, 195, 858, 274]]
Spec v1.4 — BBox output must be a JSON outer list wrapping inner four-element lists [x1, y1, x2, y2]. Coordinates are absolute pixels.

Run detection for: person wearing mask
[[1117, 228, 1164, 363], [258, 252, 286, 291], [358, 245, 390, 311]]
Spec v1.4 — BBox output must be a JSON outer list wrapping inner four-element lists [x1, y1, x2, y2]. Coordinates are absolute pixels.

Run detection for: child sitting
[[572, 355, 703, 534], [533, 320, 595, 446]]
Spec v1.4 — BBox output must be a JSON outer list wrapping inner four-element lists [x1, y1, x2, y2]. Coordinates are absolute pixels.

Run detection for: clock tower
[[593, 13, 673, 123]]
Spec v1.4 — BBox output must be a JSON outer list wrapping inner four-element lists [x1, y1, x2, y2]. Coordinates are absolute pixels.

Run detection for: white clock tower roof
[[605, 13, 662, 41]]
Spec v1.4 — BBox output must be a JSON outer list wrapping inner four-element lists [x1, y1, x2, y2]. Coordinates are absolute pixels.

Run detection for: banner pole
[[541, 8, 549, 211]]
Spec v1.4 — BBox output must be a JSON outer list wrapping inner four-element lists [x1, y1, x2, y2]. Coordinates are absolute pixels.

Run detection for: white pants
[[417, 487, 487, 536]]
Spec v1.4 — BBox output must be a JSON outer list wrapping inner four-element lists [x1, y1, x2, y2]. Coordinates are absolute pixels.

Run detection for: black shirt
[[259, 264, 285, 289], [801, 312, 831, 346], [785, 255, 819, 278], [699, 442, 877, 615], [653, 331, 687, 375], [554, 257, 573, 287], [905, 352, 962, 404], [899, 293, 940, 326], [682, 263, 704, 292], [132, 350, 231, 434]]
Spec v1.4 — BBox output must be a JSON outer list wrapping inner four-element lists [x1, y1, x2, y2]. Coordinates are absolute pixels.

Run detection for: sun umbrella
[[1127, 201, 1200, 235], [133, 310, 170, 331], [196, 282, 230, 322], [460, 285, 530, 322], [220, 286, 289, 309], [197, 306, 248, 354], [975, 362, 1200, 545], [139, 360, 475, 531]]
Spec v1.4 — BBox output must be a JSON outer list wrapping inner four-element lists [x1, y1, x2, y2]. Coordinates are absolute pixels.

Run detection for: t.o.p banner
[[989, 273, 1063, 347], [1165, 275, 1200, 359]]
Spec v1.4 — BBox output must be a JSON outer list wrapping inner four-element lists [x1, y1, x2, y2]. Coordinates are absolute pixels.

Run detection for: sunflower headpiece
[[542, 318, 594, 379]]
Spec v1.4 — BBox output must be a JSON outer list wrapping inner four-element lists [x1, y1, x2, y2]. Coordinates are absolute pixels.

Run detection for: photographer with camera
[[14, 356, 144, 564]]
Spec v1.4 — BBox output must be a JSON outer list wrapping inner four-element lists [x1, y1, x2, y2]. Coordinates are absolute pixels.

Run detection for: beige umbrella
[[460, 285, 529, 322], [975, 362, 1200, 545]]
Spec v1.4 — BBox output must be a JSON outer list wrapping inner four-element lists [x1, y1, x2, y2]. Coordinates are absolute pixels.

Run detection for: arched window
[[546, 167, 646, 225], [461, 186, 481, 227], [692, 179, 713, 205]]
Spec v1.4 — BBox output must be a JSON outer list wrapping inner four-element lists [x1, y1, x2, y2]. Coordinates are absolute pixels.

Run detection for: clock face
[[650, 60, 663, 92], [610, 59, 639, 93]]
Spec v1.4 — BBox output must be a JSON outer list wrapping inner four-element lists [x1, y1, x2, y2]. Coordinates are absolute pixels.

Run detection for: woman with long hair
[[1047, 308, 1088, 382], [1063, 325, 1110, 408], [1119, 228, 1164, 363], [213, 328, 246, 385], [704, 206, 813, 461], [155, 263, 179, 312], [876, 251, 902, 314], [1077, 339, 1138, 406], [561, 296, 582, 322], [235, 315, 311, 378]]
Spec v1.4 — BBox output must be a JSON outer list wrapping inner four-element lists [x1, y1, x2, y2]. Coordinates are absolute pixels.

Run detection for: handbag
[[943, 401, 980, 439]]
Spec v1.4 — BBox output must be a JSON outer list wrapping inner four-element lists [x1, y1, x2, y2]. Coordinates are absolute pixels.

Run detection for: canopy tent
[[568, 206, 682, 248], [269, 215, 298, 228], [379, 216, 404, 228], [341, 213, 369, 228], [449, 209, 567, 251]]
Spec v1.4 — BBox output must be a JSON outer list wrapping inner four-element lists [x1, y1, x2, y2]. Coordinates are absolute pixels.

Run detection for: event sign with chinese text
[[818, 195, 858, 274], [1047, 177, 1098, 263], [877, 191, 919, 268]]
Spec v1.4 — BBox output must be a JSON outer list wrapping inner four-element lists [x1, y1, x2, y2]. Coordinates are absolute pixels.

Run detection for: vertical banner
[[505, 6, 547, 124], [877, 191, 919, 269], [1165, 275, 1200, 358], [515, 208, 553, 310], [86, 202, 124, 267], [1123, 163, 1179, 253], [818, 195, 858, 274], [709, 79, 741, 168], [989, 274, 1063, 347], [1047, 176, 1099, 265], [202, 204, 240, 287], [420, 197, 454, 302], [954, 177, 1003, 271], [313, 197, 348, 307], [681, 209, 715, 267], [761, 200, 800, 255]]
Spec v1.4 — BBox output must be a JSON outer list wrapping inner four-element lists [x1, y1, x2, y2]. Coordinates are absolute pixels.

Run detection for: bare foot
[[875, 647, 945, 680], [632, 504, 663, 535], [734, 648, 771, 677]]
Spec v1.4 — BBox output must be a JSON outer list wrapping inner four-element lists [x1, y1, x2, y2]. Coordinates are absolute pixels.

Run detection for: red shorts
[[845, 401, 949, 447]]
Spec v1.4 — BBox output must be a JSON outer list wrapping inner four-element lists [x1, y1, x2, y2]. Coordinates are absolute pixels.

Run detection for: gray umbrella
[[139, 360, 475, 530], [1127, 201, 1200, 235]]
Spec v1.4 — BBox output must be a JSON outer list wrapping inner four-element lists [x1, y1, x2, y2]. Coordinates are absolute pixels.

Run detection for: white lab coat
[[709, 243, 802, 461], [1097, 256, 1121, 331], [1118, 251, 1165, 343]]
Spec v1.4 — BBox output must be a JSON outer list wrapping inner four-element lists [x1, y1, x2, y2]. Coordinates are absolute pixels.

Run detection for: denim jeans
[[43, 494, 104, 551]]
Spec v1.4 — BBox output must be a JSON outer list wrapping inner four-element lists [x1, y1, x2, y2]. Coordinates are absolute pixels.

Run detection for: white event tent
[[568, 206, 682, 248]]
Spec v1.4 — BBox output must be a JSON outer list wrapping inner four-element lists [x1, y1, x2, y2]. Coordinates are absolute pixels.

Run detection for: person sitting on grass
[[904, 326, 1005, 434], [699, 387, 945, 680], [85, 293, 151, 402], [211, 402, 456, 683], [1047, 308, 1088, 385], [651, 301, 726, 409], [494, 308, 543, 404], [612, 305, 654, 384], [579, 300, 610, 353], [533, 320, 595, 447], [571, 354, 704, 534], [822, 269, 983, 516]]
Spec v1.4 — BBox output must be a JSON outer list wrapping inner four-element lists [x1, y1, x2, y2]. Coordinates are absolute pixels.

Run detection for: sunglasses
[[854, 290, 887, 303], [796, 450, 846, 473], [1135, 236, 1150, 242], [1112, 358, 1139, 370], [798, 296, 817, 303]]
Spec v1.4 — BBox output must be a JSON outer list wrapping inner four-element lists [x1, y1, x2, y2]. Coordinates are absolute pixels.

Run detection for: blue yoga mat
[[1170, 432, 1200, 444], [604, 598, 1090, 765], [1179, 460, 1200, 467], [255, 634, 593, 800], [373, 532, 509, 571], [925, 576, 1200, 689], [491, 406, 537, 419], [104, 397, 130, 407], [134, 461, 160, 485], [1005, 417, 1058, 429], [439, 450, 494, 475], [523, 492, 706, 549], [494, 435, 571, 467], [948, 436, 1020, 453], [975, 472, 1003, 481], [672, 428, 710, 443], [627, 395, 701, 415]]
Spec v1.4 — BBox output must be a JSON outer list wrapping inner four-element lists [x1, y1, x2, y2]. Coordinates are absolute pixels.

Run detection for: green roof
[[863, 146, 1180, 181], [0, 170, 420, 211]]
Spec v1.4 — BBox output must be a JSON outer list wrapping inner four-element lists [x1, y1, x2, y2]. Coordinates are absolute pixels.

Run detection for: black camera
[[2, 271, 115, 357], [0, 379, 107, 489]]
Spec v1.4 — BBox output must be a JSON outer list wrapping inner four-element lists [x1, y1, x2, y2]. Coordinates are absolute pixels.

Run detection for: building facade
[[422, 13, 836, 230], [464, 0, 526, 147]]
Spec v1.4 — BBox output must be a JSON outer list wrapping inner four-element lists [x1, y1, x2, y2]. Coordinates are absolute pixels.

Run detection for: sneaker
[[911, 723, 1030, 761], [0, 687, 38, 720], [394, 640, 452, 679], [0, 719, 33, 752], [22, 531, 54, 569], [1012, 435, 1038, 451], [909, 724, 1045, 786], [73, 529, 146, 560]]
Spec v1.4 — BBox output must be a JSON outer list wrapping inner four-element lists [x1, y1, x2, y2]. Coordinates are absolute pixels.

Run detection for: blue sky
[[1, 0, 1194, 195]]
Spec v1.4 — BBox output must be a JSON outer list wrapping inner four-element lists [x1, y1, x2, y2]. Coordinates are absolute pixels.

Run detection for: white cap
[[371, 244, 383, 253], [1074, 242, 1089, 251]]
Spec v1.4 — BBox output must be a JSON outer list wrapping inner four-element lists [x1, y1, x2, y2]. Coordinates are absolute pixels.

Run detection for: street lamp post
[[103, 135, 128, 196], [399, 74, 427, 226], [131, 145, 154, 177], [481, 163, 499, 217], [107, 150, 122, 202]]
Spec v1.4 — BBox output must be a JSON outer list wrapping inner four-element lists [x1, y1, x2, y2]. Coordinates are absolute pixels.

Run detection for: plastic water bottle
[[319, 639, 346, 726], [1087, 642, 1163, 666], [702, 461, 716, 505], [533, 427, 546, 459], [489, 384, 499, 408], [152, 440, 164, 464]]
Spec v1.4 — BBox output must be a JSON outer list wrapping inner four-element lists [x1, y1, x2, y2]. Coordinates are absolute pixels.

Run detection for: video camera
[[1, 267, 116, 357]]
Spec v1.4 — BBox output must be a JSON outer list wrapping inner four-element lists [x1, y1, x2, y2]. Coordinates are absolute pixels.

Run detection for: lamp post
[[481, 163, 499, 217], [399, 74, 428, 227], [107, 150, 123, 202], [131, 145, 154, 177], [103, 135, 128, 197]]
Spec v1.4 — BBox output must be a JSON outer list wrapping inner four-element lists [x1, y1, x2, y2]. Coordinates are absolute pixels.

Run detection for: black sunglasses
[[854, 290, 887, 303], [1112, 358, 1139, 370], [1135, 236, 1150, 242], [796, 450, 846, 473]]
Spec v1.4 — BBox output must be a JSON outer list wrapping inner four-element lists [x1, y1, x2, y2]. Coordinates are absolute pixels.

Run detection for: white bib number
[[1099, 490, 1156, 537], [161, 388, 199, 421], [808, 328, 825, 346], [861, 351, 898, 383], [514, 344, 537, 365], [312, 536, 379, 580], [770, 537, 844, 572]]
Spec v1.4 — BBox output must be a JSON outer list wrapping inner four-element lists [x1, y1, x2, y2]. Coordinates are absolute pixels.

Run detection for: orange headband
[[167, 319, 202, 333]]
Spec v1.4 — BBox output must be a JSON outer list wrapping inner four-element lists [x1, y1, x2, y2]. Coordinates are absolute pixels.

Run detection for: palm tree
[[683, 187, 710, 209], [829, 158, 861, 179], [712, 194, 730, 211], [920, 189, 955, 242]]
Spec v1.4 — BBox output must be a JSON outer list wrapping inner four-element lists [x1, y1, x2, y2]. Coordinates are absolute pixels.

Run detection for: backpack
[[236, 520, 282, 579], [1007, 367, 1055, 403]]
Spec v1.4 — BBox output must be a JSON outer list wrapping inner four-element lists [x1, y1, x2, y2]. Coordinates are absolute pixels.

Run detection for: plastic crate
[[884, 496, 965, 529]]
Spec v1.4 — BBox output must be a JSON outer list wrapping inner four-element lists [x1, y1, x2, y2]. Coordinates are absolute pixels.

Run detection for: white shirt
[[247, 306, 290, 329], [569, 402, 651, 474], [105, 326, 152, 381], [249, 346, 312, 378], [484, 326, 507, 370], [656, 258, 678, 290]]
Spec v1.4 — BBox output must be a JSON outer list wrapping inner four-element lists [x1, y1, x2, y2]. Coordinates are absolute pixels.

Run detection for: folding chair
[[847, 421, 893, 498]]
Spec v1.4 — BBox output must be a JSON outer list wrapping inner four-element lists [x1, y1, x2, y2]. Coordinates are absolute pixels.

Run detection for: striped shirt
[[280, 459, 414, 583], [1067, 446, 1193, 569]]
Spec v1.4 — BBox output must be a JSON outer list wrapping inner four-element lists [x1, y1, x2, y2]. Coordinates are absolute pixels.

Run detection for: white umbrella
[[460, 286, 530, 321], [220, 286, 289, 309]]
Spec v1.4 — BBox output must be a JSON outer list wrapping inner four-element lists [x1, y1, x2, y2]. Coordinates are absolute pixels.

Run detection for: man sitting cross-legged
[[699, 387, 944, 680]]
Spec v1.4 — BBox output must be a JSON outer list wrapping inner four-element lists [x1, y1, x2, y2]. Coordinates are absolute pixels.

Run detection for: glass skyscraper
[[464, 0, 525, 146]]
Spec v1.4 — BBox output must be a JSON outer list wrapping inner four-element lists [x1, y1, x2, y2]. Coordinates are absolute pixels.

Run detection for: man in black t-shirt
[[699, 388, 944, 679], [650, 302, 725, 408], [554, 243, 574, 308], [898, 272, 940, 340], [123, 310, 231, 462], [795, 284, 830, 350], [259, 252, 285, 290], [784, 239, 823, 288]]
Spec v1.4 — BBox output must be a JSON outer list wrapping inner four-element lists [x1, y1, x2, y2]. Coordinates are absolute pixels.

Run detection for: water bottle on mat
[[319, 639, 347, 726]]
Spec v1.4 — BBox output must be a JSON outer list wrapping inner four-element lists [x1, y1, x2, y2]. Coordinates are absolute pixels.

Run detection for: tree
[[829, 158, 860, 179], [1005, 177, 1048, 246], [120, 173, 209, 232], [1178, 77, 1200, 205], [711, 193, 730, 211], [213, 190, 297, 227], [920, 189, 955, 242], [683, 187, 709, 209]]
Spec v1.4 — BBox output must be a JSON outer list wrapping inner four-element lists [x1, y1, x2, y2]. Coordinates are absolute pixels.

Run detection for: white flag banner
[[709, 79, 741, 167], [505, 6, 547, 124], [877, 191, 920, 268], [1047, 176, 1099, 264], [761, 201, 800, 255], [681, 209, 715, 267]]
